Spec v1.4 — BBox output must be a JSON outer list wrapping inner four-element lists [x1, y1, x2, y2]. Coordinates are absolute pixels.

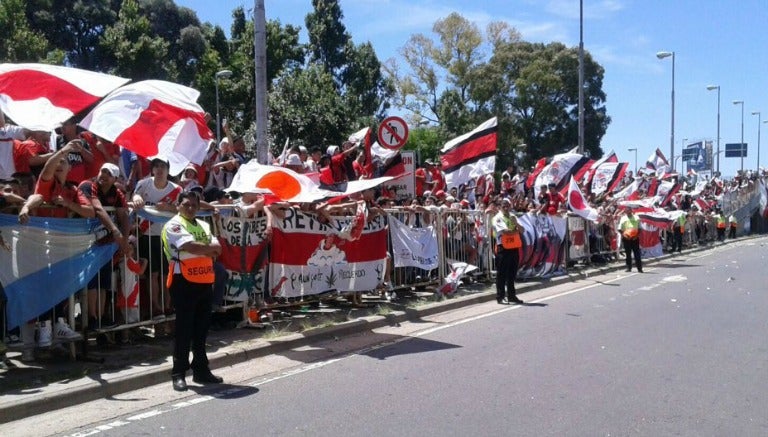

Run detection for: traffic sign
[[377, 116, 409, 150], [724, 143, 747, 158]]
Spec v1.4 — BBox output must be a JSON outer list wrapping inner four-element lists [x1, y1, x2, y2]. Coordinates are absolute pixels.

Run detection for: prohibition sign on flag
[[378, 116, 409, 150]]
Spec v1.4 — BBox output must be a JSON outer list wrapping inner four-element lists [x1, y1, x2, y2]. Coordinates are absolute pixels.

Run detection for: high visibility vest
[[495, 212, 522, 250], [162, 216, 215, 286], [716, 216, 726, 229], [620, 215, 640, 239], [676, 215, 686, 233]]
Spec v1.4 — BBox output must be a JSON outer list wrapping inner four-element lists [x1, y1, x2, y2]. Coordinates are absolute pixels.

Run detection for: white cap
[[326, 145, 339, 156], [285, 153, 302, 166], [100, 163, 120, 178]]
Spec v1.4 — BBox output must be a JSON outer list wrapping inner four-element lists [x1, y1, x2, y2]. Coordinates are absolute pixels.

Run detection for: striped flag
[[80, 80, 213, 175], [0, 63, 129, 130], [590, 162, 629, 196], [440, 117, 497, 189]]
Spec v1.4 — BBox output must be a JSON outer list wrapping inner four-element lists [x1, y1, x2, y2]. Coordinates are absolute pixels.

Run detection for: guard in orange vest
[[162, 191, 222, 392], [619, 206, 643, 272]]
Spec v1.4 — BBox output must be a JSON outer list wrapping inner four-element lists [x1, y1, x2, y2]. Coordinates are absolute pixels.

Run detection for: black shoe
[[193, 371, 223, 384], [172, 375, 188, 392], [510, 297, 524, 304], [638, 269, 644, 273], [497, 298, 509, 305]]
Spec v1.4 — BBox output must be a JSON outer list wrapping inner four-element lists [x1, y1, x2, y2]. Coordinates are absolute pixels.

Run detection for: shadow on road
[[361, 337, 461, 361]]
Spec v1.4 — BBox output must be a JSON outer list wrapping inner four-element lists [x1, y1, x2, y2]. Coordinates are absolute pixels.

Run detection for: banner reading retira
[[269, 208, 387, 298]]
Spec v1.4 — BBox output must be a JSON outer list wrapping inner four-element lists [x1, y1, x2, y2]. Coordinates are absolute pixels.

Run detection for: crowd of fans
[[1, 105, 765, 364]]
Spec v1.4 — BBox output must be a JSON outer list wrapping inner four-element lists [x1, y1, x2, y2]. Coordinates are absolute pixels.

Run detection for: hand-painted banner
[[269, 208, 387, 297], [639, 223, 663, 258], [389, 214, 438, 270], [567, 216, 589, 260], [217, 214, 268, 302], [516, 213, 567, 278], [0, 214, 116, 329]]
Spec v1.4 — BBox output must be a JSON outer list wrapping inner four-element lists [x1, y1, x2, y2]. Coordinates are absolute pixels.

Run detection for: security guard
[[673, 210, 686, 253], [728, 214, 738, 239], [715, 209, 727, 242], [619, 206, 643, 272], [162, 191, 223, 391], [492, 198, 523, 304]]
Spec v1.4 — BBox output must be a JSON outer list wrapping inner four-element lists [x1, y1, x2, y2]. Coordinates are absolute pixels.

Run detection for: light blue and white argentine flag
[[0, 214, 116, 330]]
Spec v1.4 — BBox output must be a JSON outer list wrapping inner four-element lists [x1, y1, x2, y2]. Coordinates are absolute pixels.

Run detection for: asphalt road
[[39, 239, 768, 436]]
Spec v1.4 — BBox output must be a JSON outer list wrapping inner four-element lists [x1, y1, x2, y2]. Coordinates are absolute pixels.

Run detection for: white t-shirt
[[0, 124, 27, 179], [134, 177, 182, 235]]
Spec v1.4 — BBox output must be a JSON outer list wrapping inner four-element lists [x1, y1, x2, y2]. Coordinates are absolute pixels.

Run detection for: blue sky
[[176, 0, 768, 177]]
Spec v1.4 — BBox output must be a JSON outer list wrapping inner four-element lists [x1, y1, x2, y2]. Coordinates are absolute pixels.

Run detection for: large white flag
[[389, 214, 439, 270], [567, 176, 599, 222], [80, 80, 213, 175], [0, 63, 129, 130]]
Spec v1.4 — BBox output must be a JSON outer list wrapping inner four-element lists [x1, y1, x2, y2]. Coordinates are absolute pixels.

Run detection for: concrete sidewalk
[[0, 241, 732, 424]]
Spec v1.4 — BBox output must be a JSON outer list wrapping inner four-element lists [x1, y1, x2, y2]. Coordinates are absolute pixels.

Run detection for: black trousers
[[717, 228, 725, 241], [170, 275, 213, 376], [622, 237, 642, 271], [728, 226, 736, 239], [495, 248, 519, 301], [673, 227, 683, 252]]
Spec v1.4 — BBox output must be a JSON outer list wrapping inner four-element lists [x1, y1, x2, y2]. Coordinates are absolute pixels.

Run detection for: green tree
[[0, 0, 54, 63], [305, 0, 349, 82], [100, 0, 170, 80], [482, 41, 608, 161], [24, 0, 118, 70], [269, 64, 348, 151]]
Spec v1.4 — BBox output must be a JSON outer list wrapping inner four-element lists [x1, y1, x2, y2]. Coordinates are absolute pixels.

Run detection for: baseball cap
[[149, 155, 170, 167], [285, 153, 302, 166], [100, 163, 120, 178]]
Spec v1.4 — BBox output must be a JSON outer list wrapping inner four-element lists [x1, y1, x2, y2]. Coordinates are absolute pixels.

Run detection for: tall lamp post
[[577, 0, 585, 154], [214, 69, 233, 147], [752, 111, 761, 171], [657, 51, 675, 170], [706, 85, 721, 174], [628, 147, 638, 173], [733, 100, 744, 172]]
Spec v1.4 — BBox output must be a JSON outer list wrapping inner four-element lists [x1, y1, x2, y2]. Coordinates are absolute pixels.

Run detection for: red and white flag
[[0, 63, 129, 131], [644, 148, 670, 176], [534, 151, 591, 197], [228, 161, 393, 203], [583, 149, 618, 186], [440, 117, 497, 189], [79, 80, 212, 175], [567, 176, 599, 222], [591, 161, 629, 196]]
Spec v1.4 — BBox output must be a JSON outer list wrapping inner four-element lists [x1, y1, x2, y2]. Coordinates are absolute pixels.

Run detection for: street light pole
[[214, 69, 233, 146], [577, 0, 585, 154], [706, 85, 720, 174], [733, 100, 744, 172], [657, 51, 675, 171], [752, 111, 761, 171], [628, 147, 637, 173]]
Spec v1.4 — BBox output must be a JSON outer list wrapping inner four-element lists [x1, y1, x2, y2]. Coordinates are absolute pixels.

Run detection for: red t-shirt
[[415, 168, 427, 197], [12, 139, 48, 174], [544, 191, 565, 215], [34, 177, 90, 218], [86, 135, 121, 179], [429, 168, 445, 192]]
